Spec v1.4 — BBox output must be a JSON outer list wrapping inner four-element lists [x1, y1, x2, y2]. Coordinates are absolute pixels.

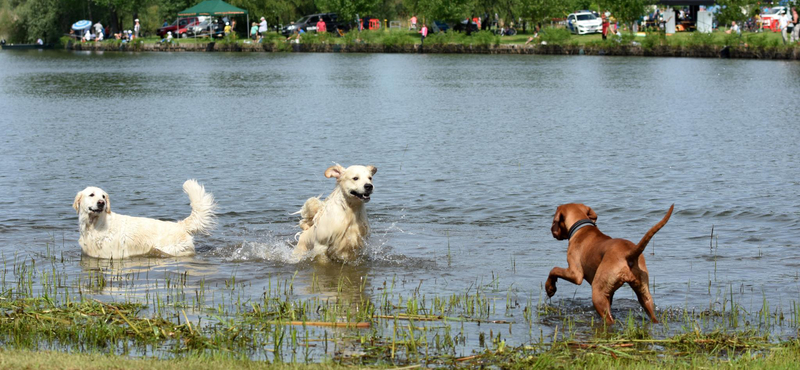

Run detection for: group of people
[[777, 8, 800, 45], [74, 18, 140, 43], [249, 17, 270, 42]]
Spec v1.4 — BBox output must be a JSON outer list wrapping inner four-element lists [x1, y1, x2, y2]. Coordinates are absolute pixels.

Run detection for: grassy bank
[[1, 334, 798, 369], [1, 244, 800, 369]]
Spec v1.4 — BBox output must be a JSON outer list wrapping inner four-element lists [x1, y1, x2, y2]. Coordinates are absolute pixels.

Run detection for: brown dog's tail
[[629, 204, 674, 259]]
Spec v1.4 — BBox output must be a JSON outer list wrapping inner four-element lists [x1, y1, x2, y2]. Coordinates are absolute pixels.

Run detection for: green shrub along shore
[[59, 28, 800, 60]]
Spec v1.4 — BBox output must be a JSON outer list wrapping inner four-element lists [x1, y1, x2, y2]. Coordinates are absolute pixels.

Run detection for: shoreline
[[63, 40, 800, 60]]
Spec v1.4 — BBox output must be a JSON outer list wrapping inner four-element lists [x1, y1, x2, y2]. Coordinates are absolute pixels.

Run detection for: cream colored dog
[[295, 164, 377, 262], [73, 179, 216, 259]]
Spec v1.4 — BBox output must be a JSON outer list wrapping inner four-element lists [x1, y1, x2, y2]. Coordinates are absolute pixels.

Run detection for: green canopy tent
[[177, 0, 250, 39]]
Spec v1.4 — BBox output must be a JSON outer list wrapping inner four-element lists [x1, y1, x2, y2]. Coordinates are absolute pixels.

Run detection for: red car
[[157, 17, 201, 37]]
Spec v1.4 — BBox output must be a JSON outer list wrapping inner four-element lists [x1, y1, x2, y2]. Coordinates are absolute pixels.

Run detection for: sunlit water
[[1, 50, 800, 359]]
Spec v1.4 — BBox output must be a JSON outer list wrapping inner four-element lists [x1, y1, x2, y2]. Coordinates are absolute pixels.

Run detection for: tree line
[[3, 0, 766, 44]]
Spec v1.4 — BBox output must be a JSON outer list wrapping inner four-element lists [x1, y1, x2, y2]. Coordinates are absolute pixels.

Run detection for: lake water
[[1, 50, 800, 359]]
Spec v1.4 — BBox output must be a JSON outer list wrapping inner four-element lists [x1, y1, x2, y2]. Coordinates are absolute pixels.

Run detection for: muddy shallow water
[[1, 50, 799, 358]]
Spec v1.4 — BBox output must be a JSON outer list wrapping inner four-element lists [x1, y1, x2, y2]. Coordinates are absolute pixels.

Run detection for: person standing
[[94, 22, 104, 39], [419, 23, 427, 45], [259, 17, 268, 40], [231, 19, 237, 38], [250, 22, 259, 41], [779, 10, 790, 44], [224, 22, 232, 36], [601, 13, 610, 40], [409, 15, 417, 30], [791, 7, 799, 43], [316, 17, 326, 33], [134, 19, 140, 39]]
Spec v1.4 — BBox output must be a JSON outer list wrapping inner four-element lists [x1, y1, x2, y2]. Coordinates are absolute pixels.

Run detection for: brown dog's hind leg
[[592, 286, 615, 325], [630, 272, 658, 323]]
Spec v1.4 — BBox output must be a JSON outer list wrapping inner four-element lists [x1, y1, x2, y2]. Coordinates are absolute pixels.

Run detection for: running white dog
[[73, 180, 216, 259], [295, 164, 377, 262]]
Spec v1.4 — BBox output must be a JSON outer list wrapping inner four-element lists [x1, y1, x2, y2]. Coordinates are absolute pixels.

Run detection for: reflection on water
[[1, 50, 800, 356]]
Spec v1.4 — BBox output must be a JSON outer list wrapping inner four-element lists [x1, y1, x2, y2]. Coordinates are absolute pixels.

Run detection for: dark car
[[158, 17, 201, 37], [432, 20, 450, 33], [281, 13, 348, 36], [452, 19, 479, 33]]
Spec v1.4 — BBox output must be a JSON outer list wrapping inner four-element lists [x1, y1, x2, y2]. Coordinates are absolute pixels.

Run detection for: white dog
[[73, 179, 216, 259], [295, 164, 377, 262]]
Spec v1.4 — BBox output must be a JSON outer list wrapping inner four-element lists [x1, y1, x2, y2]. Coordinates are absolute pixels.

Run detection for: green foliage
[[315, 0, 376, 27], [640, 31, 664, 49], [416, 0, 471, 23], [272, 38, 293, 51], [715, 0, 758, 28], [538, 27, 571, 45], [381, 29, 413, 46], [470, 30, 499, 46], [685, 30, 715, 46], [745, 33, 782, 48], [58, 35, 72, 47], [424, 30, 465, 45], [598, 0, 653, 30]]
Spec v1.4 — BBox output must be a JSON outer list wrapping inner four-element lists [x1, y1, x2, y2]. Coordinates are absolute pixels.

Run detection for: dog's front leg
[[545, 252, 584, 297]]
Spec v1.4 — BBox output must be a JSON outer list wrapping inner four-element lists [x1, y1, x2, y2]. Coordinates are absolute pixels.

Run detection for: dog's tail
[[298, 197, 323, 231], [630, 204, 674, 259], [179, 179, 216, 235]]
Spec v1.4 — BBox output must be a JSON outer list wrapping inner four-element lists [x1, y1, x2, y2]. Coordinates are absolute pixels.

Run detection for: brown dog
[[546, 203, 674, 324]]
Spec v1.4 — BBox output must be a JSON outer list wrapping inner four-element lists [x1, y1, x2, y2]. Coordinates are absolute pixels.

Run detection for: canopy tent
[[177, 0, 251, 38]]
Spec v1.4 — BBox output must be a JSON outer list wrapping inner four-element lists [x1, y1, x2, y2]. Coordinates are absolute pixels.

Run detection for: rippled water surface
[[1, 50, 800, 357]]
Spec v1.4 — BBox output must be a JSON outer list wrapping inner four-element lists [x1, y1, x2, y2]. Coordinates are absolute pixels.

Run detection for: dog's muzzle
[[89, 201, 105, 213], [350, 185, 373, 202]]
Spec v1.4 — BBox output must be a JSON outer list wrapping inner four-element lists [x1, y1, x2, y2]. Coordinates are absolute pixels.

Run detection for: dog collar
[[568, 219, 596, 240]]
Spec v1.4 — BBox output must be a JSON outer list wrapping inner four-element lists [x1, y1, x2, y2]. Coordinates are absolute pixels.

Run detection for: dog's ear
[[551, 207, 566, 240], [324, 165, 345, 179], [366, 165, 377, 176], [104, 193, 111, 214], [584, 205, 597, 222], [73, 192, 83, 213]]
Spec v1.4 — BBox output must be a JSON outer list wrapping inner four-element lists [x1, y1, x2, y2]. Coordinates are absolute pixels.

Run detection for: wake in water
[[208, 221, 436, 268]]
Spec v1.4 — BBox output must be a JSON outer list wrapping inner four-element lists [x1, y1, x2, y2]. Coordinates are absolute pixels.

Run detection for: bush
[[685, 31, 716, 46], [641, 32, 665, 49], [424, 30, 464, 46], [539, 27, 571, 45], [381, 30, 414, 47], [470, 30, 499, 47], [745, 33, 782, 48], [272, 39, 292, 52]]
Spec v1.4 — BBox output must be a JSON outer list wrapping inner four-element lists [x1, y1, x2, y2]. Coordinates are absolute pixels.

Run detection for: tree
[[715, 0, 758, 28], [597, 0, 653, 33], [315, 0, 378, 26]]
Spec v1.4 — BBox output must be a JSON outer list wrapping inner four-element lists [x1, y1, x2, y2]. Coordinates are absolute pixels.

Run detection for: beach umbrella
[[72, 20, 92, 31]]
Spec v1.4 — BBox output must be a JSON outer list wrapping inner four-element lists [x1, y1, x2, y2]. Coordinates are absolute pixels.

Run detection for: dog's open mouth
[[350, 190, 371, 202], [89, 206, 104, 213]]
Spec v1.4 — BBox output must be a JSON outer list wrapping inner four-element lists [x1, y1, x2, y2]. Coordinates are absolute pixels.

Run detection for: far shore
[[62, 38, 800, 61]]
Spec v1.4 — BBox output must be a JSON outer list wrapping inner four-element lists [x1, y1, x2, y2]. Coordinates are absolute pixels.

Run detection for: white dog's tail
[[179, 179, 216, 235], [298, 197, 323, 231]]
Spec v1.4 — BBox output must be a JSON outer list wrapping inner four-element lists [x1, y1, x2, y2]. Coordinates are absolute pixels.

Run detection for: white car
[[566, 12, 602, 35]]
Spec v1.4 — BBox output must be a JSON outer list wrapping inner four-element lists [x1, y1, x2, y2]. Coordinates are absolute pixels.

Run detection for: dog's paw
[[545, 279, 557, 297]]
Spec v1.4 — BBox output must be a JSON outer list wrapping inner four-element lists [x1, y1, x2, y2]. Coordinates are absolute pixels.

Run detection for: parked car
[[188, 18, 225, 38], [158, 17, 201, 37], [566, 12, 601, 34], [281, 13, 348, 36], [431, 20, 450, 33], [760, 6, 788, 32], [452, 19, 479, 33]]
